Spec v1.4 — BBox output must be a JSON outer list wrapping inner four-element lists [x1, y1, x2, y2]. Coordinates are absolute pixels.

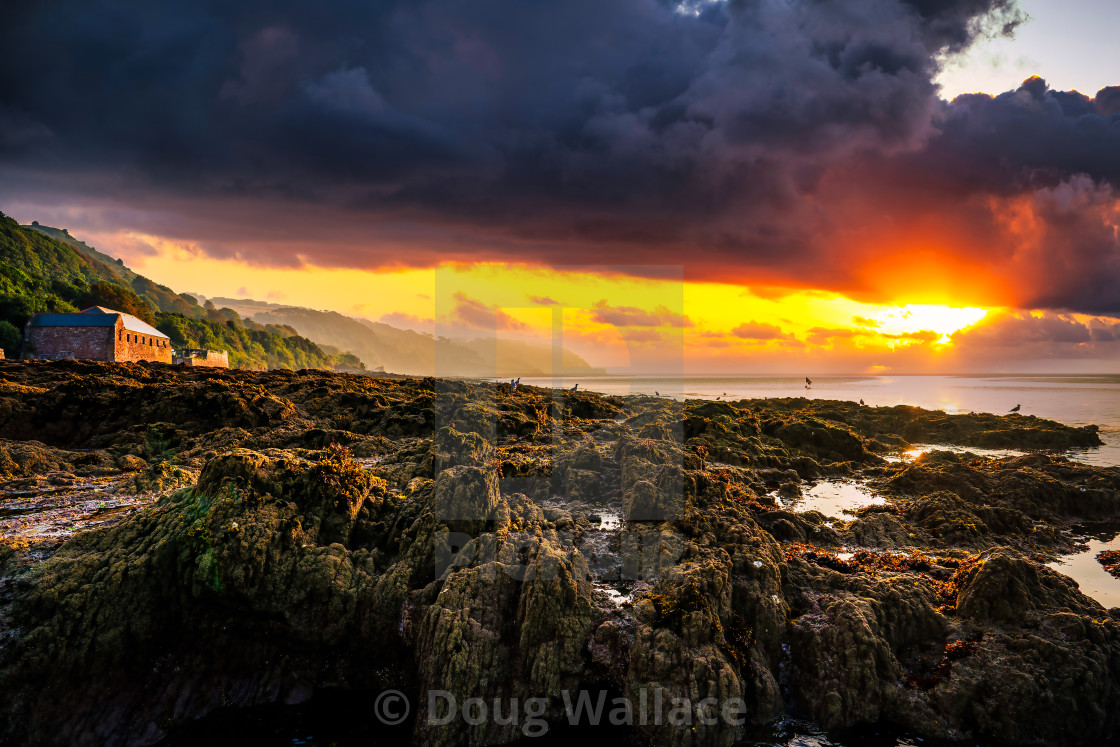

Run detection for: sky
[[1, 0, 1118, 374], [937, 0, 1120, 98]]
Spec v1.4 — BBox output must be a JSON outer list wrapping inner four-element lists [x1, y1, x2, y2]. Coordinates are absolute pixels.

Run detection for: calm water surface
[[517, 374, 1120, 467]]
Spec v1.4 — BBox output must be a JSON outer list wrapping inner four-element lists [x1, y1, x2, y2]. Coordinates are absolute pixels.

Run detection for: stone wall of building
[[113, 327, 172, 363], [26, 321, 172, 363], [25, 325, 115, 361]]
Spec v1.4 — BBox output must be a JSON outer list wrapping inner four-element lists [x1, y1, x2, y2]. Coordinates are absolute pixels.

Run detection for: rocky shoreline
[[1, 360, 1119, 746]]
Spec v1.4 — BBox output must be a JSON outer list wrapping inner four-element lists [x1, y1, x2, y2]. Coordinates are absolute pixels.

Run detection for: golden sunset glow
[[101, 232, 1009, 373], [865, 305, 989, 344]]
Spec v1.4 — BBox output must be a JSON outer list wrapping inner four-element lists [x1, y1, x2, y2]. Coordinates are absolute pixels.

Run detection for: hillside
[[0, 212, 361, 371], [27, 223, 203, 317], [1, 214, 600, 376]]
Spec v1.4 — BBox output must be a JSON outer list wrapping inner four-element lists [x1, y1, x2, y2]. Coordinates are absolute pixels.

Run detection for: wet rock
[[954, 548, 1103, 624], [0, 362, 1117, 746], [432, 464, 503, 535], [414, 533, 594, 746], [770, 417, 873, 463], [129, 460, 196, 493]]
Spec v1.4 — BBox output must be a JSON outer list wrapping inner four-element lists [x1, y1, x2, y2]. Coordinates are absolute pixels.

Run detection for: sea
[[512, 373, 1120, 468]]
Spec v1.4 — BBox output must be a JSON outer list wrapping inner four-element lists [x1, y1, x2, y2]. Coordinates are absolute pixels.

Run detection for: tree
[[80, 282, 156, 323], [0, 320, 21, 356]]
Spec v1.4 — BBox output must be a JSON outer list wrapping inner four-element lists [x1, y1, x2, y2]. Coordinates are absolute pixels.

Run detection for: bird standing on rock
[[859, 399, 865, 406], [1010, 404, 1021, 413], [571, 383, 579, 392], [805, 377, 812, 389]]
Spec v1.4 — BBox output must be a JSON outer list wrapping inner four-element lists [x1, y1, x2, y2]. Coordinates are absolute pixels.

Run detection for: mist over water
[[518, 374, 1120, 467]]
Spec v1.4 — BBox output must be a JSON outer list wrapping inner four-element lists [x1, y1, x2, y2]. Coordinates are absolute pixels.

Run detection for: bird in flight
[[1009, 404, 1021, 413]]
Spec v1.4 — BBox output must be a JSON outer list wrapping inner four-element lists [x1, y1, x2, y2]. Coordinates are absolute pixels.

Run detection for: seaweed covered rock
[[431, 461, 503, 537], [1, 362, 1120, 746], [745, 398, 1104, 452], [0, 447, 389, 745], [954, 548, 1103, 624], [788, 593, 901, 726], [627, 549, 764, 746], [768, 417, 873, 464], [413, 532, 595, 746], [129, 460, 197, 493]]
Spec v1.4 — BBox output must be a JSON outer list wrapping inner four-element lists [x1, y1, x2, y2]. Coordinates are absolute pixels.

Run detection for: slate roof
[[28, 306, 169, 339]]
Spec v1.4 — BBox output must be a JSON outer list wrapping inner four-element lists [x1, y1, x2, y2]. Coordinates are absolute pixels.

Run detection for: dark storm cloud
[[1, 0, 1116, 313], [950, 312, 1120, 361], [913, 78, 1120, 191]]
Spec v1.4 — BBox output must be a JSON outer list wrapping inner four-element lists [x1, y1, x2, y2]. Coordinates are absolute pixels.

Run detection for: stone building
[[23, 306, 172, 363], [174, 349, 230, 368]]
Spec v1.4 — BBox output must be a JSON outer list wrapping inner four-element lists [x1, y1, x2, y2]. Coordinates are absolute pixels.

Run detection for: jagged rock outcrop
[[0, 361, 1118, 746]]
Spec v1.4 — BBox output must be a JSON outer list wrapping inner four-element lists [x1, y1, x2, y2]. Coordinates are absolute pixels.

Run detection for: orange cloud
[[451, 292, 531, 332], [730, 321, 795, 341], [591, 301, 692, 328]]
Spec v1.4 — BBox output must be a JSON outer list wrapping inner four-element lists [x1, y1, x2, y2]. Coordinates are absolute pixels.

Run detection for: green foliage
[[80, 281, 156, 323], [143, 425, 172, 459], [153, 310, 352, 370], [0, 210, 361, 371], [0, 213, 102, 330], [0, 320, 20, 355], [26, 222, 201, 316]]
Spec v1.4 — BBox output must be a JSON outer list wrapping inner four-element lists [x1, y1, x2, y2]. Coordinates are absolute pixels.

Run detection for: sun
[[871, 305, 988, 344]]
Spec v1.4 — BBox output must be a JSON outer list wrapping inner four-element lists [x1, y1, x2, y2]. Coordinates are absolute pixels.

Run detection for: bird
[[716, 396, 721, 401], [571, 383, 579, 392], [859, 399, 865, 406], [805, 376, 812, 389], [654, 391, 660, 397], [1009, 404, 1021, 413]]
